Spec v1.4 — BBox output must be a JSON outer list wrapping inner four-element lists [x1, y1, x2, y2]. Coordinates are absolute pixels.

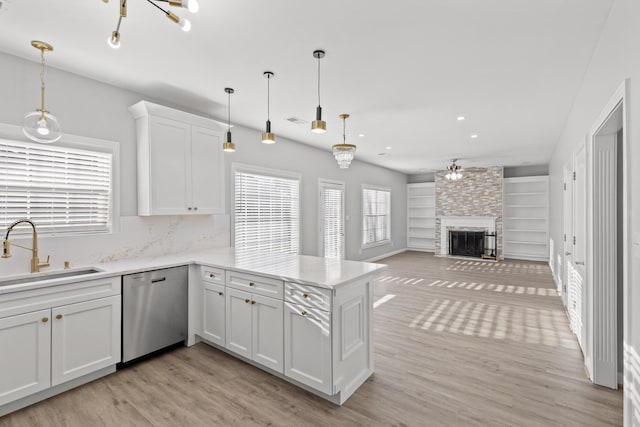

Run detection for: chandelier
[[333, 114, 356, 169], [445, 159, 463, 180], [104, 0, 199, 49]]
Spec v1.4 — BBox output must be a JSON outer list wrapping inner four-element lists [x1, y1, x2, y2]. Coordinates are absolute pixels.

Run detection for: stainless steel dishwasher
[[122, 266, 188, 363]]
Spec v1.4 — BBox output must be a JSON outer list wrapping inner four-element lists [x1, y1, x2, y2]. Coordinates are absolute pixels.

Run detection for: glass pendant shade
[[22, 40, 62, 144], [23, 111, 62, 144], [445, 159, 462, 180], [332, 144, 356, 169]]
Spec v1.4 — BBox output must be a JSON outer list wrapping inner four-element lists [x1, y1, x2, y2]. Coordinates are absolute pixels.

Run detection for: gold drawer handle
[[42, 317, 49, 323], [218, 292, 223, 296], [251, 300, 256, 305], [56, 314, 63, 320], [301, 310, 307, 316], [245, 299, 250, 303], [209, 273, 215, 278], [249, 282, 254, 287], [303, 293, 309, 299]]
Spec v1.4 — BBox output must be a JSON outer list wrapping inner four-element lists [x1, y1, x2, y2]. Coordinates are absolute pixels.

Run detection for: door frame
[[584, 80, 629, 394], [317, 178, 346, 258]]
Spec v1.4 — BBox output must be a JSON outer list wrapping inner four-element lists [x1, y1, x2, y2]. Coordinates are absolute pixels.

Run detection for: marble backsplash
[[1, 215, 230, 276]]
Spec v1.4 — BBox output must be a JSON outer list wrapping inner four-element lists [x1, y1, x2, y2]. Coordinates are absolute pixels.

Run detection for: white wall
[[547, 0, 639, 422], [0, 50, 406, 272]]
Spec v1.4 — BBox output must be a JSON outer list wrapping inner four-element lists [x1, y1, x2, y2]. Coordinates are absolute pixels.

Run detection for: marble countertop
[[0, 247, 387, 295]]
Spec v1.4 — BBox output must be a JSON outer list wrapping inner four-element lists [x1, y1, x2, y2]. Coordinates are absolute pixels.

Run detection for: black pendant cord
[[267, 75, 271, 122], [115, 15, 123, 32], [227, 92, 231, 132], [145, 0, 168, 14], [317, 56, 321, 107]]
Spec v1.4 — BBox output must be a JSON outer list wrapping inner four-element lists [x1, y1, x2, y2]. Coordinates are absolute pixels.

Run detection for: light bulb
[[185, 0, 199, 13], [179, 17, 191, 32], [37, 118, 50, 136], [108, 31, 121, 49]]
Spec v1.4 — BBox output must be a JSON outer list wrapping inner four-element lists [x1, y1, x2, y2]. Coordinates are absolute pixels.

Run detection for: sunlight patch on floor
[[373, 294, 396, 309]]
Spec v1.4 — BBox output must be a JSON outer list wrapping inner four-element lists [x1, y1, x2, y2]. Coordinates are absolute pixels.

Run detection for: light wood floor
[[0, 252, 623, 426]]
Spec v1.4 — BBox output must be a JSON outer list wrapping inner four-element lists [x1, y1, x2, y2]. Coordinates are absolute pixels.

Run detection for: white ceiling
[[0, 0, 613, 174]]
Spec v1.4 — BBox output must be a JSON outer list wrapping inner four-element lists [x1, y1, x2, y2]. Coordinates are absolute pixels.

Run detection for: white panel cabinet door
[[284, 303, 332, 395], [148, 115, 191, 215], [202, 282, 226, 347], [251, 294, 284, 373], [0, 309, 51, 406], [191, 126, 224, 214], [225, 287, 252, 359], [51, 296, 121, 387]]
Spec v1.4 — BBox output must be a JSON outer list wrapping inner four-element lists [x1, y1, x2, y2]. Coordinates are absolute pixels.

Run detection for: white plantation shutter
[[322, 187, 344, 259], [0, 139, 112, 235], [234, 170, 300, 254], [362, 187, 390, 246]]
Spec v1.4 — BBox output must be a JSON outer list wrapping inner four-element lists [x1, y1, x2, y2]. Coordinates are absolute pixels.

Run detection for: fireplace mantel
[[438, 216, 497, 256]]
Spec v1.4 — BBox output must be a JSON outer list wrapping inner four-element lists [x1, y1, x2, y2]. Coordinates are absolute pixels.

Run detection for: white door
[[0, 309, 51, 405], [149, 115, 191, 214], [318, 180, 345, 259], [202, 282, 226, 347], [562, 161, 572, 300], [191, 126, 225, 214], [251, 294, 284, 373], [572, 144, 587, 351], [284, 303, 332, 395], [225, 287, 252, 358], [51, 296, 121, 386], [592, 134, 618, 388]]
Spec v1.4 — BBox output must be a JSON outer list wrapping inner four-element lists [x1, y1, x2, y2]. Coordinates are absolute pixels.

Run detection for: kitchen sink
[[0, 267, 104, 287]]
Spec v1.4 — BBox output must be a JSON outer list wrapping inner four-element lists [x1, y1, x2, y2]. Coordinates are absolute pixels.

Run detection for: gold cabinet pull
[[218, 292, 223, 296], [245, 299, 250, 303], [56, 314, 63, 320], [303, 293, 309, 299], [42, 317, 49, 323], [249, 282, 254, 287], [251, 300, 256, 305], [301, 310, 307, 316], [209, 273, 215, 278]]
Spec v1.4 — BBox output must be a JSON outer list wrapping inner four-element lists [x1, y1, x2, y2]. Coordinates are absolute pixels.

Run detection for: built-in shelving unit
[[503, 176, 549, 261], [407, 183, 436, 252]]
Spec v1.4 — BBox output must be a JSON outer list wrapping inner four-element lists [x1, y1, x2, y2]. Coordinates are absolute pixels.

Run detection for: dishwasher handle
[[151, 277, 166, 283]]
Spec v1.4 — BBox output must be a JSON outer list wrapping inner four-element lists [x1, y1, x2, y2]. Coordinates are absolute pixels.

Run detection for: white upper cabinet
[[129, 101, 226, 216]]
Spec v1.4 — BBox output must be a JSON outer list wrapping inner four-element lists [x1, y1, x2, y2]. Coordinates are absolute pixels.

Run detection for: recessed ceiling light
[[386, 146, 391, 150], [470, 134, 478, 139], [457, 116, 465, 121], [358, 133, 365, 138]]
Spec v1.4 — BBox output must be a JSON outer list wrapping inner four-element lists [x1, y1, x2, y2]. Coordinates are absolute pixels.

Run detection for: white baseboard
[[364, 248, 407, 262]]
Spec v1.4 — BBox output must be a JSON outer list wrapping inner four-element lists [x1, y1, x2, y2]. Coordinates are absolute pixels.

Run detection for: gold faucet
[[2, 219, 50, 273]]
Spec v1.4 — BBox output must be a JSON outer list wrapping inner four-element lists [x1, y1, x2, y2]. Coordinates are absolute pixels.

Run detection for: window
[[233, 164, 301, 254], [0, 138, 113, 235], [362, 185, 391, 248]]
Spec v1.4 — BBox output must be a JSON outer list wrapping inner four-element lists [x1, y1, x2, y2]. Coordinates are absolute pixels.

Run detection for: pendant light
[[333, 114, 356, 169], [445, 159, 463, 180], [311, 49, 327, 133], [105, 0, 198, 49], [223, 88, 235, 153], [22, 41, 62, 144], [262, 71, 275, 144]]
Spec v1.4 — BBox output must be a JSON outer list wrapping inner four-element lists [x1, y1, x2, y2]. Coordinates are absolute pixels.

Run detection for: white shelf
[[503, 176, 549, 261], [408, 182, 435, 252]]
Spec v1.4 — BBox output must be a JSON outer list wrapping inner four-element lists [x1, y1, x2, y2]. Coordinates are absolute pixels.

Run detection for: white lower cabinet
[[202, 282, 226, 347], [284, 303, 332, 395], [0, 309, 51, 406], [0, 276, 121, 411], [225, 287, 284, 373], [51, 296, 121, 386]]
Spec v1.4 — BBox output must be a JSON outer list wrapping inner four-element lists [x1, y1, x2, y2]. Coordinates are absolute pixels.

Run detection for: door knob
[[576, 261, 585, 266], [565, 252, 571, 256]]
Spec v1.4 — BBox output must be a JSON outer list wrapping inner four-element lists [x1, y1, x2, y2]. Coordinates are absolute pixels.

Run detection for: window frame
[[361, 184, 391, 249], [231, 162, 302, 254], [0, 124, 120, 237]]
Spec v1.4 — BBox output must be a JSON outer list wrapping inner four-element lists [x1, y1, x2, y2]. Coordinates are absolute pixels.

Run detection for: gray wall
[[0, 50, 407, 262]]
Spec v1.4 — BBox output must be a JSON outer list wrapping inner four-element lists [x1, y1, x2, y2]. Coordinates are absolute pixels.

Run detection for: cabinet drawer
[[201, 266, 225, 285], [285, 282, 331, 312], [226, 271, 283, 300]]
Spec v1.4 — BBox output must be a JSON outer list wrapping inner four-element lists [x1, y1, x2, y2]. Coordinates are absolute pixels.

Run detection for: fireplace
[[449, 230, 485, 258]]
